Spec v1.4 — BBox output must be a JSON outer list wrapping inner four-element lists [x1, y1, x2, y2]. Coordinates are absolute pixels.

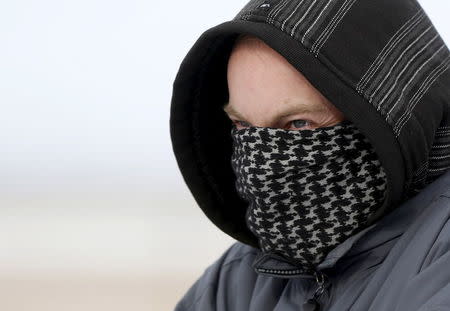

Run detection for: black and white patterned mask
[[230, 119, 387, 269]]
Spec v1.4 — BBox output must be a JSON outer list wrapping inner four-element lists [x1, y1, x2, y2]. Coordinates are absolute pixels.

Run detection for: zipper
[[303, 270, 329, 311], [255, 266, 330, 310], [254, 267, 315, 277], [252, 252, 331, 309], [253, 251, 318, 278]]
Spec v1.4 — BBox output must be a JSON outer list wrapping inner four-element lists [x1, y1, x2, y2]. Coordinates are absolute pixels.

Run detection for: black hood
[[170, 0, 450, 248]]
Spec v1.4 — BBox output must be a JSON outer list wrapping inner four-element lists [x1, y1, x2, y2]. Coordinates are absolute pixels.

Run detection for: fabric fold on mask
[[230, 119, 388, 269]]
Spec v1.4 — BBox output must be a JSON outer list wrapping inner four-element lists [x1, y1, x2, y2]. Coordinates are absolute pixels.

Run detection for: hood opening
[[171, 20, 408, 247], [171, 31, 259, 246]]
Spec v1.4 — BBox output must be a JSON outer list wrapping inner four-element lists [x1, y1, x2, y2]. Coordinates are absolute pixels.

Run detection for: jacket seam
[[180, 282, 217, 311], [222, 251, 259, 268], [180, 252, 258, 311], [341, 233, 404, 260]]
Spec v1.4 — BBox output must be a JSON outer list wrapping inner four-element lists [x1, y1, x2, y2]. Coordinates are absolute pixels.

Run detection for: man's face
[[224, 35, 345, 130]]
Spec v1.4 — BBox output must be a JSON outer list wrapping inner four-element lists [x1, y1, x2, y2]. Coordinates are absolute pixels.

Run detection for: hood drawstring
[[303, 270, 330, 311]]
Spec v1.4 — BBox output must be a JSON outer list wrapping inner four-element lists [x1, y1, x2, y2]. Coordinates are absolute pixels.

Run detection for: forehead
[[227, 36, 326, 97]]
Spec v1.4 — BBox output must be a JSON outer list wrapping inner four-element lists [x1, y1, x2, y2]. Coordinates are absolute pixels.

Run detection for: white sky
[[0, 0, 448, 193], [0, 0, 249, 195]]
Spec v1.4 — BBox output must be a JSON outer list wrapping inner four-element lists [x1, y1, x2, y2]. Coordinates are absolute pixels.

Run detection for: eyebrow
[[222, 101, 327, 120]]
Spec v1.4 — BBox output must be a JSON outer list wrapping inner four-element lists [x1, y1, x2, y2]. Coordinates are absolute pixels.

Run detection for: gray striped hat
[[170, 0, 450, 248]]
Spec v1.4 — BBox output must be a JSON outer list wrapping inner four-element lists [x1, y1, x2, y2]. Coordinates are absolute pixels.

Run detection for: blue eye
[[291, 119, 310, 129]]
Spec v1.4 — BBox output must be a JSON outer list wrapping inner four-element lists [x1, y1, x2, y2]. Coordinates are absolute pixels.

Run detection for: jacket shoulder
[[222, 241, 259, 266], [422, 192, 450, 265], [393, 193, 450, 310], [174, 242, 259, 311]]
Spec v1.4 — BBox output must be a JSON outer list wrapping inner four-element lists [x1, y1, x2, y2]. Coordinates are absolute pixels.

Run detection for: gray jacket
[[174, 169, 450, 310], [170, 0, 450, 310]]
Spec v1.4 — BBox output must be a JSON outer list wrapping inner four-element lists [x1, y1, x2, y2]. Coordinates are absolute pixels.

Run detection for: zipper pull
[[303, 298, 320, 311], [302, 270, 328, 311]]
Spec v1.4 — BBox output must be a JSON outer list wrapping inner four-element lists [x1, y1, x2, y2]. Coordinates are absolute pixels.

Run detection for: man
[[170, 0, 450, 310]]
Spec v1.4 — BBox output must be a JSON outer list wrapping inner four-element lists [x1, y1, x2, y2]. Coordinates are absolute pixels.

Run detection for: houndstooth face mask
[[230, 119, 387, 269]]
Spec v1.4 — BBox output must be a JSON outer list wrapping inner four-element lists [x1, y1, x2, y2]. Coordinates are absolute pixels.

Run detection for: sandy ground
[[0, 273, 198, 311], [0, 191, 235, 310]]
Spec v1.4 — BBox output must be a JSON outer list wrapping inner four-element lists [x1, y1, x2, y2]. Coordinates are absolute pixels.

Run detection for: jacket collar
[[253, 169, 450, 278]]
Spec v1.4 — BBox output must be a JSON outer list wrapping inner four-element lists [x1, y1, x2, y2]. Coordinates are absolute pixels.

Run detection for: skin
[[224, 34, 345, 130]]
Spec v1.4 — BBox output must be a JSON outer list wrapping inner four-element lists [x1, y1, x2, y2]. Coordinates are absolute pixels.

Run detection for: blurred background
[[0, 0, 448, 310]]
